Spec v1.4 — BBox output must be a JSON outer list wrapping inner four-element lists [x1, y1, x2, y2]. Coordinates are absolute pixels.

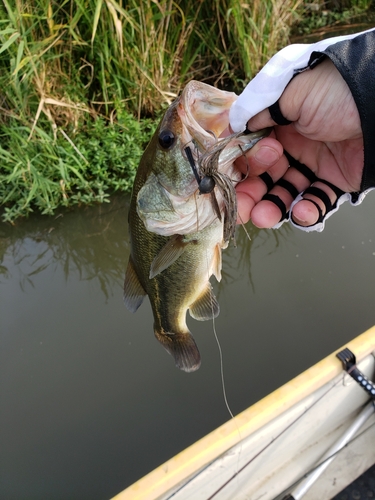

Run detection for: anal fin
[[189, 283, 220, 321], [124, 258, 146, 312]]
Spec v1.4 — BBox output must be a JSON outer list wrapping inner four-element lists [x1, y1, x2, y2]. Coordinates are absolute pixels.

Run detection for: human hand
[[230, 58, 364, 229]]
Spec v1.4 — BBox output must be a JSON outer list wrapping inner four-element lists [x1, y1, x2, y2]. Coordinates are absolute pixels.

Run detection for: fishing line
[[206, 375, 344, 499], [204, 249, 234, 420], [204, 248, 244, 489], [211, 306, 234, 419], [164, 370, 367, 499], [238, 213, 252, 243], [235, 143, 255, 244], [162, 402, 375, 500], [193, 191, 200, 234]]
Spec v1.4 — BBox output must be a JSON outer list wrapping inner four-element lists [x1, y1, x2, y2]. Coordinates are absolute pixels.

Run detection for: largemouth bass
[[124, 81, 270, 372]]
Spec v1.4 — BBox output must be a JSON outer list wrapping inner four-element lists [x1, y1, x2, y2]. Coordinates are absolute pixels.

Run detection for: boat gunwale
[[112, 325, 375, 500]]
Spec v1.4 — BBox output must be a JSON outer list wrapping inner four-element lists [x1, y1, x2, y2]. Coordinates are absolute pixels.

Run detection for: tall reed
[[224, 0, 302, 81], [1, 0, 303, 121], [0, 0, 367, 221]]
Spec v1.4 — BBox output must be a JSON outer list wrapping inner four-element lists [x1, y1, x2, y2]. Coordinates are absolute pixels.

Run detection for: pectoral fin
[[149, 235, 189, 279], [123, 258, 147, 312], [189, 283, 220, 321]]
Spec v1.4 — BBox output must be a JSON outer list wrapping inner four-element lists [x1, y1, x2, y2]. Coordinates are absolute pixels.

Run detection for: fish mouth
[[177, 81, 238, 155]]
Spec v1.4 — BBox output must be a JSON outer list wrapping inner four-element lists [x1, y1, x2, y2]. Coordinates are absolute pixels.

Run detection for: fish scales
[[124, 80, 271, 372]]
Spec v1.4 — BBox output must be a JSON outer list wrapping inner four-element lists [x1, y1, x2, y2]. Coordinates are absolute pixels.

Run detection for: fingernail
[[254, 146, 280, 166], [293, 215, 307, 225]]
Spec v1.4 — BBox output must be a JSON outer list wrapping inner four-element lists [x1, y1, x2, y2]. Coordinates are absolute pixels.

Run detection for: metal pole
[[286, 400, 375, 500]]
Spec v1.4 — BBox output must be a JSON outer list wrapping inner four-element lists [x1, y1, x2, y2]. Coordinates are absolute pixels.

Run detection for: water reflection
[[220, 223, 291, 293], [1, 193, 375, 500], [0, 196, 130, 299], [0, 195, 272, 298]]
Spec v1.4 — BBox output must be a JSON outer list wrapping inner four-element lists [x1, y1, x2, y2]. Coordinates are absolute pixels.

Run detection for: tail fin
[[154, 329, 201, 372]]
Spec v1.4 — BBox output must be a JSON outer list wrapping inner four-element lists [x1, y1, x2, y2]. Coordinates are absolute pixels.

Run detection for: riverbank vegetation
[[0, 0, 372, 222]]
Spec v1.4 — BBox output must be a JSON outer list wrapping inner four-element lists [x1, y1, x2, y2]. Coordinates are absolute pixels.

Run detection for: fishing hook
[[184, 146, 216, 194]]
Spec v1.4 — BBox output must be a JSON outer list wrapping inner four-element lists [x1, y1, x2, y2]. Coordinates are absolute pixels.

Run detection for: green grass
[[0, 111, 156, 222], [0, 0, 371, 222], [292, 0, 373, 36]]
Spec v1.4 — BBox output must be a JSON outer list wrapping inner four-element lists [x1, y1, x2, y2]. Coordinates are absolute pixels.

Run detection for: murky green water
[[1, 192, 375, 499]]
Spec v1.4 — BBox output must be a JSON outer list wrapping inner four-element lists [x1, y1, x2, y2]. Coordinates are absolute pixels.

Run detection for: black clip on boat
[[336, 347, 375, 399]]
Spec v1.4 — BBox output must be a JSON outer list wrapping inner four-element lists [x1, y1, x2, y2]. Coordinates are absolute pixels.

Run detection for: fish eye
[[199, 176, 215, 194], [158, 130, 175, 149]]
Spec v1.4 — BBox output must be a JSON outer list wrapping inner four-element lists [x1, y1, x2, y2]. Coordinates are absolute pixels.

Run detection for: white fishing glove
[[229, 28, 375, 133], [229, 28, 375, 232]]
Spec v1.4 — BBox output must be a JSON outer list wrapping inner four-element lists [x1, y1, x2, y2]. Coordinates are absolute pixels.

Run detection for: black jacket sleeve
[[308, 31, 375, 194]]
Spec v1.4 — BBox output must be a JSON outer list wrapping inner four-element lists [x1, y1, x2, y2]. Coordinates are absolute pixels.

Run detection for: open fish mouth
[[136, 80, 271, 240], [177, 81, 239, 153]]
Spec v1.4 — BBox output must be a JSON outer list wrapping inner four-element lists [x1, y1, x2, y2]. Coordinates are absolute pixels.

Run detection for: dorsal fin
[[189, 283, 220, 321], [154, 329, 201, 372], [149, 234, 189, 279], [123, 258, 146, 312]]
